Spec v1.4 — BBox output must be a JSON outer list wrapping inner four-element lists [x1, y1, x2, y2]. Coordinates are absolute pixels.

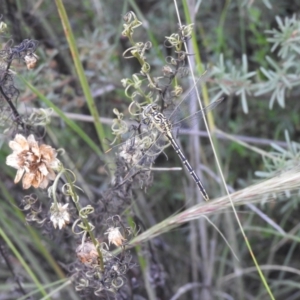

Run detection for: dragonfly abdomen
[[166, 132, 210, 201]]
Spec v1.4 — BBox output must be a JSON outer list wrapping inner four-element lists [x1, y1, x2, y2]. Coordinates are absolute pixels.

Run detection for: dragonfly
[[142, 98, 222, 201], [109, 83, 223, 201]]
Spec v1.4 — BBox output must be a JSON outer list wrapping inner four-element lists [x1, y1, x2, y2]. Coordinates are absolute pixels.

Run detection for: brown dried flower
[[6, 134, 60, 189], [76, 241, 99, 265], [105, 227, 126, 247], [50, 202, 70, 229]]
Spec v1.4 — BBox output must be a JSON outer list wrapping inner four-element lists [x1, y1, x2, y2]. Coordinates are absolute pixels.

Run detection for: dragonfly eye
[[143, 104, 158, 115], [151, 104, 159, 111]]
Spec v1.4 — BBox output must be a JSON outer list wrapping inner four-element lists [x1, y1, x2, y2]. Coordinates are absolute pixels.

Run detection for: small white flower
[[50, 203, 70, 230]]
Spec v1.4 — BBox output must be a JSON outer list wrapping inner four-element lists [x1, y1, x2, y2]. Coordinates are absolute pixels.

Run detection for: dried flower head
[[6, 134, 60, 189], [50, 202, 70, 229], [105, 227, 126, 247], [118, 136, 144, 166], [24, 53, 39, 70], [76, 241, 99, 265], [0, 21, 7, 33]]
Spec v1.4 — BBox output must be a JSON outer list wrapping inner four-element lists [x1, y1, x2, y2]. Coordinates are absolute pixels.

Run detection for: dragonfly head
[[142, 103, 159, 117]]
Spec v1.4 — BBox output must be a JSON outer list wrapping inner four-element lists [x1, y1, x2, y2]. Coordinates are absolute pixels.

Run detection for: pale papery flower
[[50, 202, 70, 230], [105, 227, 126, 247], [6, 134, 60, 189], [24, 53, 39, 70]]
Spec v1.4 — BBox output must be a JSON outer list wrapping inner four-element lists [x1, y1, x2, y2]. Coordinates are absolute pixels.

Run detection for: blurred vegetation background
[[1, 0, 300, 299]]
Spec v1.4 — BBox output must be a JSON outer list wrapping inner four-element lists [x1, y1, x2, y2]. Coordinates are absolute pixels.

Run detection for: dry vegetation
[[1, 1, 300, 299]]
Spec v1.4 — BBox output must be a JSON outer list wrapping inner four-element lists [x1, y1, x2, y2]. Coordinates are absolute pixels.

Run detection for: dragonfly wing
[[172, 97, 224, 127], [165, 72, 211, 120]]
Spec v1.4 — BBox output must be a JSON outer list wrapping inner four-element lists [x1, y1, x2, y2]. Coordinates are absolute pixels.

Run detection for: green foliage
[[210, 54, 256, 113], [248, 7, 270, 66]]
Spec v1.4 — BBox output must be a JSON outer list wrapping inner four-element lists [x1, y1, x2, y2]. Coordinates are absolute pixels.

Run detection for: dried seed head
[[6, 134, 60, 189], [162, 65, 174, 76], [24, 53, 39, 70], [0, 21, 7, 33], [118, 136, 143, 166], [76, 241, 99, 265], [50, 202, 70, 230], [105, 227, 126, 247], [171, 85, 183, 97]]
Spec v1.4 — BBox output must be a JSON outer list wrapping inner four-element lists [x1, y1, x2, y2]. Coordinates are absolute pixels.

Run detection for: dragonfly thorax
[[142, 104, 172, 133]]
